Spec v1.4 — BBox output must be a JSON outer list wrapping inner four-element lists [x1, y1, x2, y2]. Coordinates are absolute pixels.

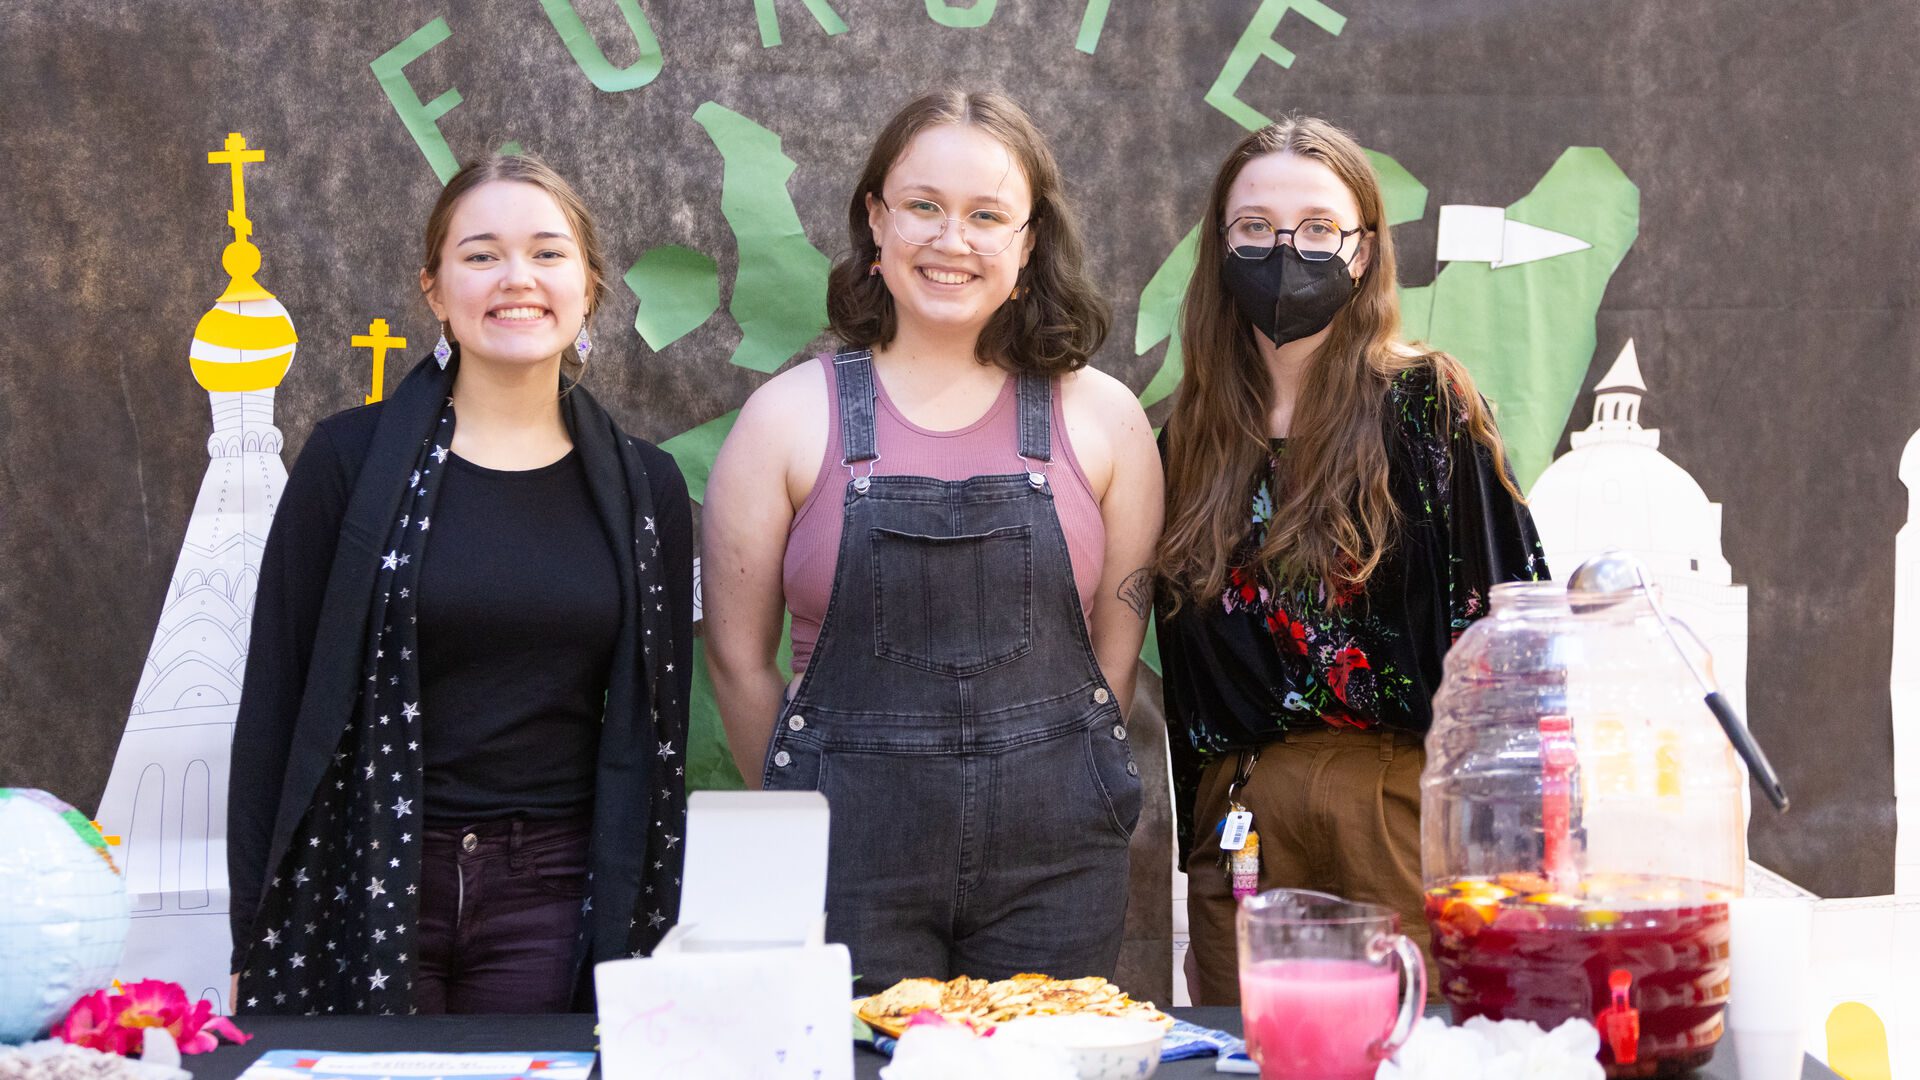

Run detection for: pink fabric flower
[[55, 980, 249, 1057], [170, 995, 251, 1054], [55, 990, 135, 1055]]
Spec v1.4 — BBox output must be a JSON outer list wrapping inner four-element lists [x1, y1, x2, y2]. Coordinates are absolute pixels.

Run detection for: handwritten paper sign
[[595, 944, 853, 1080]]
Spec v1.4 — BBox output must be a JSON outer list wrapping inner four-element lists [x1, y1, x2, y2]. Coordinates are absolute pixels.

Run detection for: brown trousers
[[1184, 726, 1434, 1005]]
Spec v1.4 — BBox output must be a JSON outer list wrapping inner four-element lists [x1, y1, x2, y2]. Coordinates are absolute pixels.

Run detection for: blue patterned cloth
[[857, 1018, 1247, 1063]]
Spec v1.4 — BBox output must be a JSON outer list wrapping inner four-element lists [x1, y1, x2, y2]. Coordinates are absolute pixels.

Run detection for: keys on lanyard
[[1214, 749, 1262, 899]]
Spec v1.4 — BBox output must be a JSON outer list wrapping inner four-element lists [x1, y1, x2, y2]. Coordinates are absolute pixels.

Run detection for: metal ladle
[[1566, 550, 1790, 812]]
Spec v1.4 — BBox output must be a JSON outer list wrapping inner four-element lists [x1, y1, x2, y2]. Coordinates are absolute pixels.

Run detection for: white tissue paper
[[879, 1026, 1079, 1080], [1375, 1015, 1604, 1080]]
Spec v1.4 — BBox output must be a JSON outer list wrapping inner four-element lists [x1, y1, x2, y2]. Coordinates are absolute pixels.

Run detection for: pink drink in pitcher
[[1241, 959, 1402, 1080], [1237, 890, 1426, 1080]]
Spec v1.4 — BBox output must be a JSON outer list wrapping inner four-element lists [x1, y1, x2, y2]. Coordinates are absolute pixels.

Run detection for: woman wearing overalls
[[703, 89, 1163, 991]]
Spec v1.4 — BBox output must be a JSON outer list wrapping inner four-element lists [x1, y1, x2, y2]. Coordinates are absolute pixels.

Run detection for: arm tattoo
[[1118, 568, 1153, 620]]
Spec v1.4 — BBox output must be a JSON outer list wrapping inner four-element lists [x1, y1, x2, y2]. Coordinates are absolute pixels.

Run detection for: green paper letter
[[370, 18, 463, 184], [1204, 0, 1347, 131], [754, 0, 849, 47], [925, 0, 997, 28], [692, 102, 831, 373], [1077, 0, 1113, 54], [540, 0, 664, 93]]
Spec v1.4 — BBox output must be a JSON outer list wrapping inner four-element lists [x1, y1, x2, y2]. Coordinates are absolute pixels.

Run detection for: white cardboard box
[[595, 792, 852, 1080]]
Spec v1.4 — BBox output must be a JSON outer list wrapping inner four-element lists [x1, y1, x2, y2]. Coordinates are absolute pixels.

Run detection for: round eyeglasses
[[885, 197, 1032, 257], [1223, 216, 1364, 261]]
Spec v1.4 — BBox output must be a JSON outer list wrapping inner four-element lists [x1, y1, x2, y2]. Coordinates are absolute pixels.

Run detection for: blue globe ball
[[0, 789, 129, 1044]]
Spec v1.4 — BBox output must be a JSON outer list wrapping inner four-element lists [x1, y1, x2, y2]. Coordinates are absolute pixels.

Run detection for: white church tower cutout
[[1528, 340, 1750, 717], [93, 134, 297, 1009], [1894, 428, 1919, 895]]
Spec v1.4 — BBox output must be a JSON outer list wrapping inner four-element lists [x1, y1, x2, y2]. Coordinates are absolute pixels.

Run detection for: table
[[188, 1009, 1840, 1079]]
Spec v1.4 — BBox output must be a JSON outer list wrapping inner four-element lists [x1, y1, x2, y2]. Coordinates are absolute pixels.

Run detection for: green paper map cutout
[[659, 410, 738, 505], [1400, 148, 1639, 488], [626, 245, 720, 350], [693, 102, 832, 374]]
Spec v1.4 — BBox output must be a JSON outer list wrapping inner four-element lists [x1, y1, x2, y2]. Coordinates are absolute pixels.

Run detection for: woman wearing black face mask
[[1153, 117, 1548, 1005]]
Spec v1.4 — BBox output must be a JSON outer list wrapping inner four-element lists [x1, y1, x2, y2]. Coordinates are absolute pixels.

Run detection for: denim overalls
[[762, 349, 1142, 992]]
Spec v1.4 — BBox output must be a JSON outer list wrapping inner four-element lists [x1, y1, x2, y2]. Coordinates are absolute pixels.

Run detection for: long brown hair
[[827, 89, 1110, 375], [421, 154, 610, 381], [1156, 117, 1519, 607]]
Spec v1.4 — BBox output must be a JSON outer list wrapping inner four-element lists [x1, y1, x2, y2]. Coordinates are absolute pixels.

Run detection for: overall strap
[[832, 348, 879, 490], [1015, 370, 1053, 485]]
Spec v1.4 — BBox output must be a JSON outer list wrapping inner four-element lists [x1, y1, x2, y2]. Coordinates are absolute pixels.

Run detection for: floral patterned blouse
[[1156, 364, 1548, 857]]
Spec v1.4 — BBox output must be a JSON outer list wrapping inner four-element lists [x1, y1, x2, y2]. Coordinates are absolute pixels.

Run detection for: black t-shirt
[[1155, 365, 1548, 856], [415, 449, 621, 823]]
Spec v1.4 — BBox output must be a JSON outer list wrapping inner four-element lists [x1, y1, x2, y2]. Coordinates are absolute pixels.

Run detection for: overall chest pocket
[[869, 524, 1034, 676]]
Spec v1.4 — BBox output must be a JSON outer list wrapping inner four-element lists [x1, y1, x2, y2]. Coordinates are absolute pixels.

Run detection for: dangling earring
[[868, 259, 883, 277], [433, 323, 453, 369], [1009, 283, 1025, 300], [574, 321, 592, 364]]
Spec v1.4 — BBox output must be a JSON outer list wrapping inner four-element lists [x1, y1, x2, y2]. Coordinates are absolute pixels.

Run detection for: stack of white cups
[[1726, 896, 1815, 1080]]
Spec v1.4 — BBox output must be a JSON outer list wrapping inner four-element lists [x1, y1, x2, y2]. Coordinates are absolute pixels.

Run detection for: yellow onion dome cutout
[[189, 240, 298, 392]]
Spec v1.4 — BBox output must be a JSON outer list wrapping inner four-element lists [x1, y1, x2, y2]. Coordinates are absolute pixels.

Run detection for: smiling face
[[1223, 151, 1372, 281], [420, 179, 590, 371], [865, 123, 1035, 343]]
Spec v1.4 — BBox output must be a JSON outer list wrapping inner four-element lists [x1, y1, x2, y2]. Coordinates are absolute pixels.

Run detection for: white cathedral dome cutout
[[1528, 339, 1747, 714]]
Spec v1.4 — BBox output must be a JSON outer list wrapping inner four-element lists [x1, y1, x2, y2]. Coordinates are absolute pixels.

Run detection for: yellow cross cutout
[[206, 132, 266, 242], [352, 319, 408, 404]]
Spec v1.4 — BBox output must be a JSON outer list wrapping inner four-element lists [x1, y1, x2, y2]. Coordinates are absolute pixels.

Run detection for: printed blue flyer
[[235, 1050, 595, 1080]]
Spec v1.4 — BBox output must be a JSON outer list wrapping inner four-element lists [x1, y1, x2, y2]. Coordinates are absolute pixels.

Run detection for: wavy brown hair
[[421, 154, 610, 382], [827, 89, 1109, 375], [1156, 117, 1519, 607]]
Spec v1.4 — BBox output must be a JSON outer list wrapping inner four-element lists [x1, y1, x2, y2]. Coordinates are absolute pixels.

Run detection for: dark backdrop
[[2, 0, 1912, 905]]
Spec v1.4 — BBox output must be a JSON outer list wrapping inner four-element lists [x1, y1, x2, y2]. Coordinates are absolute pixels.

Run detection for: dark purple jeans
[[413, 815, 590, 1013]]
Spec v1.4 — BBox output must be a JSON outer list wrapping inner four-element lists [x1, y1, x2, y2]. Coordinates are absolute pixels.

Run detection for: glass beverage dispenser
[[1421, 579, 1746, 1077]]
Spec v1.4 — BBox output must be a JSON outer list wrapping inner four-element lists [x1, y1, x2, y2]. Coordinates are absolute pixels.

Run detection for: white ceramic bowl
[[992, 1015, 1165, 1079]]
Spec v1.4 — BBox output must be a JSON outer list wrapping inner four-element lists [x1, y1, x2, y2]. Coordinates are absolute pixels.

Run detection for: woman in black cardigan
[[227, 156, 693, 1015]]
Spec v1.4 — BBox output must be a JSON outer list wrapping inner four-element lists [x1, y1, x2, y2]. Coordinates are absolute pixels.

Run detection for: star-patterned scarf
[[240, 355, 686, 1015]]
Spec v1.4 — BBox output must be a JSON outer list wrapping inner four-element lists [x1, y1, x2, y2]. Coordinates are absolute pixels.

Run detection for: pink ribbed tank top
[[782, 354, 1106, 676]]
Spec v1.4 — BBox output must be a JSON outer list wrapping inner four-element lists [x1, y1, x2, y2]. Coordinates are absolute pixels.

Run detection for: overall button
[[1093, 688, 1110, 705], [1111, 724, 1127, 741], [773, 750, 793, 768], [787, 714, 807, 732], [461, 833, 477, 853], [1126, 760, 1140, 777]]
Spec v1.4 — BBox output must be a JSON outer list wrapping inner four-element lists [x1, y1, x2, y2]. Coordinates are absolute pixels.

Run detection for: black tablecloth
[[187, 1009, 1838, 1079]]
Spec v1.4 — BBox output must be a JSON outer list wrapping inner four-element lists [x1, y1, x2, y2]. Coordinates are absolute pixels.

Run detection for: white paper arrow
[[1436, 204, 1593, 268]]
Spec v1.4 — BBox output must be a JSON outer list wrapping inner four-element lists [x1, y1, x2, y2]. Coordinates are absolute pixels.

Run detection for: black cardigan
[[227, 361, 694, 988]]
